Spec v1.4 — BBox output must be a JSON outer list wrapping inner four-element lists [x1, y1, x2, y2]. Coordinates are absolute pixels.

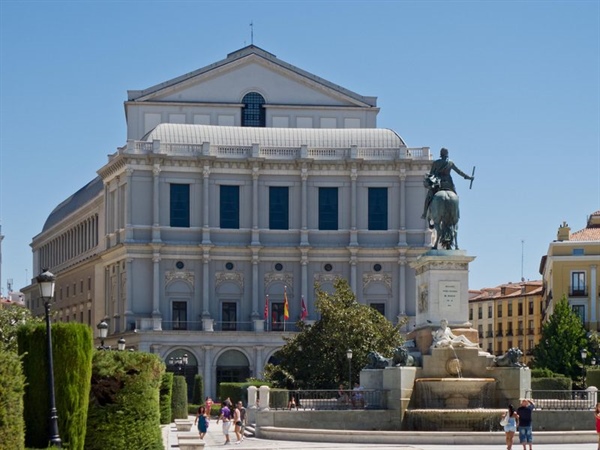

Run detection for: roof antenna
[[250, 20, 254, 45]]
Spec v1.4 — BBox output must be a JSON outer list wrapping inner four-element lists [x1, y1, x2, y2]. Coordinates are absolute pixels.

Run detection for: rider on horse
[[422, 148, 474, 220]]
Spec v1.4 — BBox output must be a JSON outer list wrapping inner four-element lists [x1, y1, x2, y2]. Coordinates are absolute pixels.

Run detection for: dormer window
[[242, 92, 265, 127]]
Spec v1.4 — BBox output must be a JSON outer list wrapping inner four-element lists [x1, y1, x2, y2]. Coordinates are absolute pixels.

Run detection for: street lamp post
[[96, 321, 108, 350], [37, 269, 61, 448], [581, 348, 588, 389], [346, 349, 353, 390], [169, 353, 188, 375]]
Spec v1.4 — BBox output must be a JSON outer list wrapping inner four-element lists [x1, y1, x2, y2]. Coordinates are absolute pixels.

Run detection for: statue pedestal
[[410, 249, 475, 328]]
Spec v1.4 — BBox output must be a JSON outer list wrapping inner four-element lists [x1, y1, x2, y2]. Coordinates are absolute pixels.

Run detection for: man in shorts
[[516, 398, 536, 450], [216, 400, 232, 445]]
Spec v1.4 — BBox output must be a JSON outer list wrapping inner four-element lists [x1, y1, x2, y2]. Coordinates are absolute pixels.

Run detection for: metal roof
[[143, 124, 406, 148]]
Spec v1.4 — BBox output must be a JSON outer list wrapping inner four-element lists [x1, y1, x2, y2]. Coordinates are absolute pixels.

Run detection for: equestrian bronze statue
[[422, 148, 474, 250]]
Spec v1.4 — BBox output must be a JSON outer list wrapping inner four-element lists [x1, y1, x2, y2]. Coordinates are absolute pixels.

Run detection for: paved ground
[[163, 417, 599, 450]]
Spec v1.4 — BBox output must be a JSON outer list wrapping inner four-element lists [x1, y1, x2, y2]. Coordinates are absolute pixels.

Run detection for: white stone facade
[[26, 46, 433, 397]]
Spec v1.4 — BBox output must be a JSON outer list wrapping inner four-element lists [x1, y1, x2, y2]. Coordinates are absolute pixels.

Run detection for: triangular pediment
[[127, 46, 376, 108]]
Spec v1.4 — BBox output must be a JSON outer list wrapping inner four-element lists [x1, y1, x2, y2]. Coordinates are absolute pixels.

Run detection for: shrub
[[191, 374, 204, 405], [531, 377, 572, 391], [219, 380, 267, 405], [0, 348, 25, 450], [159, 372, 173, 424], [85, 350, 164, 450], [171, 375, 188, 420], [19, 322, 93, 450]]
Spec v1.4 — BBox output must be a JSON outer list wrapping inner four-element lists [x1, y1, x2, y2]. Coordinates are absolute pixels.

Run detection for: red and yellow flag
[[283, 286, 289, 320]]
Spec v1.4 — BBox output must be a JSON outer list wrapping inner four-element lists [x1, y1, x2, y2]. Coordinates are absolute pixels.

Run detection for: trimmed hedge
[[219, 380, 268, 405], [0, 348, 25, 450], [85, 350, 164, 450], [191, 374, 204, 405], [171, 375, 188, 420], [159, 372, 174, 425], [18, 322, 93, 450], [531, 377, 572, 390]]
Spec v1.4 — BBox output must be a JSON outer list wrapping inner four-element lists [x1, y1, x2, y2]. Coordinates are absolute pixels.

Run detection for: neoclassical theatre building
[[25, 46, 433, 396]]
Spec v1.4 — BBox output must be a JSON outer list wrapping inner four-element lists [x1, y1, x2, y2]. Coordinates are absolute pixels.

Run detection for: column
[[349, 251, 358, 294], [203, 345, 213, 397], [251, 252, 260, 320], [202, 248, 211, 319], [300, 166, 309, 246], [350, 167, 358, 246], [202, 165, 211, 244], [591, 265, 598, 326], [125, 258, 134, 330], [125, 168, 134, 242], [251, 166, 260, 245], [152, 253, 161, 324], [398, 257, 407, 321], [152, 165, 161, 243], [398, 168, 407, 246], [254, 345, 264, 379], [301, 251, 309, 314]]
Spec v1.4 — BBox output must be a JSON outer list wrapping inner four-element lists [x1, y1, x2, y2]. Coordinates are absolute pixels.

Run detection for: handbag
[[499, 415, 508, 427]]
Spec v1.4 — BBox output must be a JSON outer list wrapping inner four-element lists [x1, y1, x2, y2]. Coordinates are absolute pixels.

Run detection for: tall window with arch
[[241, 92, 266, 127]]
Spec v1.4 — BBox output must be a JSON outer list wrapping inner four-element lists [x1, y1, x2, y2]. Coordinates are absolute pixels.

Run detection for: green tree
[[264, 278, 404, 389], [0, 304, 40, 352], [532, 295, 587, 380]]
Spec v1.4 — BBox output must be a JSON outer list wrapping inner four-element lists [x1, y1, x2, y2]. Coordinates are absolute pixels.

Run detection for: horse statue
[[424, 175, 460, 250]]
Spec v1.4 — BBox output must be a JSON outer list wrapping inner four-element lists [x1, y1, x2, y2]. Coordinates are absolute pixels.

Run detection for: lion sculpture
[[494, 347, 526, 368], [364, 351, 390, 369], [392, 346, 416, 367]]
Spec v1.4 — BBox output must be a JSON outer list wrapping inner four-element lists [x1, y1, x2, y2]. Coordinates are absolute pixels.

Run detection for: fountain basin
[[414, 378, 497, 409], [406, 408, 505, 431]]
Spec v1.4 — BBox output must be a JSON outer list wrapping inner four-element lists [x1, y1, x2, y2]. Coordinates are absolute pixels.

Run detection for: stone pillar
[[300, 166, 309, 246], [251, 251, 260, 319], [398, 257, 407, 320], [350, 167, 358, 246], [151, 253, 162, 329], [591, 265, 598, 326], [251, 166, 260, 245], [124, 258, 134, 330], [398, 168, 407, 246], [258, 386, 270, 411], [247, 386, 258, 408], [125, 168, 134, 242], [202, 165, 211, 244], [152, 165, 161, 243], [301, 251, 309, 317], [202, 247, 211, 318], [203, 345, 213, 397]]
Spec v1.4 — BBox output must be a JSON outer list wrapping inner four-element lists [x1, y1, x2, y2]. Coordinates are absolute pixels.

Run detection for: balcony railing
[[569, 286, 588, 297], [119, 139, 431, 162], [136, 319, 301, 332]]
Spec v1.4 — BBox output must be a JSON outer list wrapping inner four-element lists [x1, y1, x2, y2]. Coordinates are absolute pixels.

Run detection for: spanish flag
[[283, 286, 289, 320]]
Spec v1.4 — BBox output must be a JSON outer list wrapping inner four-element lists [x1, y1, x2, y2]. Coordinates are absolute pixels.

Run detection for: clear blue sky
[[0, 0, 598, 295]]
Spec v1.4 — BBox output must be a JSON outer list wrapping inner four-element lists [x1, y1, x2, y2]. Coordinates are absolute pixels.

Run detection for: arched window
[[241, 92, 265, 127]]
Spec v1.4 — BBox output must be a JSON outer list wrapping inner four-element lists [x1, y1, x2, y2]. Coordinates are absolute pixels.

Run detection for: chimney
[[557, 221, 570, 241]]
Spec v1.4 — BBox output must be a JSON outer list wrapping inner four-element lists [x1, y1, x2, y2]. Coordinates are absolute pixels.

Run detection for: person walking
[[216, 400, 232, 445], [501, 403, 519, 450], [595, 403, 600, 450], [194, 405, 209, 440], [516, 398, 535, 450], [232, 401, 243, 444], [237, 401, 247, 441]]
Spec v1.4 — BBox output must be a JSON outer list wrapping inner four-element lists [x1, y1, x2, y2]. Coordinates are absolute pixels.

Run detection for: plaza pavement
[[162, 415, 598, 450]]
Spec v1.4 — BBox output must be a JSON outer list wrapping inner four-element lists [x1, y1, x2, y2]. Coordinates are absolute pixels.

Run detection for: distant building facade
[[469, 280, 543, 365], [23, 46, 433, 396], [540, 211, 600, 330]]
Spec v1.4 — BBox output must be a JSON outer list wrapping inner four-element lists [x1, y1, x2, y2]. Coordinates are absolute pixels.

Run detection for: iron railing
[[271, 389, 388, 410], [526, 390, 597, 410]]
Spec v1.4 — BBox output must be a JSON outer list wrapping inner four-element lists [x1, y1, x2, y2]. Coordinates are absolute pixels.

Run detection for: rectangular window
[[368, 187, 388, 230], [488, 305, 493, 318], [371, 303, 385, 316], [269, 187, 289, 230], [318, 187, 338, 230], [528, 319, 534, 334], [478, 306, 482, 320], [518, 321, 524, 335], [571, 271, 586, 295], [271, 302, 285, 331], [172, 301, 187, 330], [220, 185, 240, 229], [507, 322, 513, 336], [221, 302, 237, 331], [497, 323, 503, 336], [478, 325, 483, 338], [170, 184, 190, 227], [469, 308, 473, 321], [518, 302, 523, 315], [497, 303, 503, 318], [508, 303, 513, 317], [528, 301, 534, 314], [487, 324, 493, 337]]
